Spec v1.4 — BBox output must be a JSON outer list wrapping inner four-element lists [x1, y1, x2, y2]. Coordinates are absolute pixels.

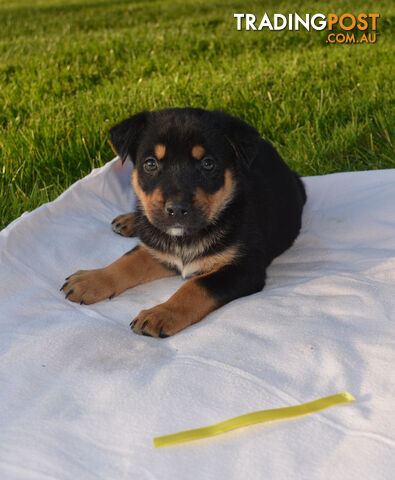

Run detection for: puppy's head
[[110, 108, 261, 237]]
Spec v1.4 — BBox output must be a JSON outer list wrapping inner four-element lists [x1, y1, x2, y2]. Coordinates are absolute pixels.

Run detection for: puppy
[[61, 108, 306, 337]]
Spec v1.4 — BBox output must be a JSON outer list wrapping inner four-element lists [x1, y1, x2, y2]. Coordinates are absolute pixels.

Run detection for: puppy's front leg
[[111, 212, 136, 237], [131, 261, 265, 338], [62, 247, 175, 305]]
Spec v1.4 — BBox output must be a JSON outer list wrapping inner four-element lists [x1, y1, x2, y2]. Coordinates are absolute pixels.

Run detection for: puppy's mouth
[[149, 213, 209, 238]]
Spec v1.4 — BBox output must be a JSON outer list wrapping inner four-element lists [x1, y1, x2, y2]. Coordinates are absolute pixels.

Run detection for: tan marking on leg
[[62, 247, 175, 305], [193, 169, 235, 221], [191, 145, 205, 160], [111, 212, 136, 237], [132, 170, 164, 223], [154, 143, 166, 160], [131, 274, 218, 337]]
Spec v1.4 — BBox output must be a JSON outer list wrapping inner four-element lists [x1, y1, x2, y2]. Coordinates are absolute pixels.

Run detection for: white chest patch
[[165, 256, 200, 279], [167, 227, 185, 237], [180, 262, 202, 279], [140, 242, 238, 280], [141, 243, 200, 279]]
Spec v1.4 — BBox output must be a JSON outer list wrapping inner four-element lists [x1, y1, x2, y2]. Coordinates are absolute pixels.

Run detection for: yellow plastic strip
[[153, 392, 355, 448]]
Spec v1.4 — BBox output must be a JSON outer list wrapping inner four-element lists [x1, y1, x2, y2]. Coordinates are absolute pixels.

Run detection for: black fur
[[111, 108, 306, 311]]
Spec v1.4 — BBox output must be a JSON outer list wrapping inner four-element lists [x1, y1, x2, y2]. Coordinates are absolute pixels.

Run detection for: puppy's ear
[[109, 111, 149, 163], [213, 111, 261, 170]]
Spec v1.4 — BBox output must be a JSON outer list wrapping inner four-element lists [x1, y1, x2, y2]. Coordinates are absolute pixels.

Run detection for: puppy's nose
[[165, 201, 189, 219]]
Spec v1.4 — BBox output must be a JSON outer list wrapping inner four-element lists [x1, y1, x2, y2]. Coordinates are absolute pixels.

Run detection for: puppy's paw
[[130, 304, 186, 338], [61, 269, 117, 305], [111, 212, 136, 237]]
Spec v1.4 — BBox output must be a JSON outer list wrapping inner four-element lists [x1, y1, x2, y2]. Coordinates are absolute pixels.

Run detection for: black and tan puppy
[[61, 108, 306, 337]]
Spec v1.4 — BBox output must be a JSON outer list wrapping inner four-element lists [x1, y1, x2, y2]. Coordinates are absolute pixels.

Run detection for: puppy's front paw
[[130, 304, 184, 338], [111, 212, 136, 237], [61, 269, 117, 305]]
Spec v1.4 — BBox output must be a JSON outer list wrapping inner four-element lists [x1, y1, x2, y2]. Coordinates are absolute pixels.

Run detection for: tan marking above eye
[[191, 145, 205, 160], [154, 143, 166, 160]]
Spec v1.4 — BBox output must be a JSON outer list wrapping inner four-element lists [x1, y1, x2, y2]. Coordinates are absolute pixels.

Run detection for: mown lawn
[[0, 0, 394, 229]]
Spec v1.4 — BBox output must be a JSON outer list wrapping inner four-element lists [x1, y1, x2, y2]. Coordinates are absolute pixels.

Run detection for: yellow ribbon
[[153, 392, 355, 448]]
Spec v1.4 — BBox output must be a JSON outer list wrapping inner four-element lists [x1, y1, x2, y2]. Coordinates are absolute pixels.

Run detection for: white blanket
[[1, 158, 394, 480]]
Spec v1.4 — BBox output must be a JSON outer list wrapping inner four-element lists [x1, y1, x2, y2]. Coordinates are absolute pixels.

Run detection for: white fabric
[[1, 158, 394, 480]]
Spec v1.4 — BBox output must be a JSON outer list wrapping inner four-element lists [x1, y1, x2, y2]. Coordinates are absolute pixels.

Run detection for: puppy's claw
[[65, 290, 73, 299], [159, 327, 169, 339], [60, 282, 68, 291], [111, 213, 136, 237]]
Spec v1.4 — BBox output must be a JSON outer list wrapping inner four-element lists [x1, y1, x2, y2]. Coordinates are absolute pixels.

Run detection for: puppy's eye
[[143, 157, 158, 173], [201, 156, 215, 171]]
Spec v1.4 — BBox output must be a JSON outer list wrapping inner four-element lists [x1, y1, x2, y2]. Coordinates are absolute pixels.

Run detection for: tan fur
[[194, 169, 235, 221], [141, 244, 181, 270], [132, 170, 164, 223], [191, 145, 205, 160], [154, 143, 166, 160], [181, 246, 239, 277], [131, 274, 218, 337], [111, 212, 136, 237], [62, 248, 175, 305], [142, 242, 239, 278]]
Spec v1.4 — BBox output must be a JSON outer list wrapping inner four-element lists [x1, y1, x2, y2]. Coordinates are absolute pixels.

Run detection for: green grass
[[0, 0, 394, 230]]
